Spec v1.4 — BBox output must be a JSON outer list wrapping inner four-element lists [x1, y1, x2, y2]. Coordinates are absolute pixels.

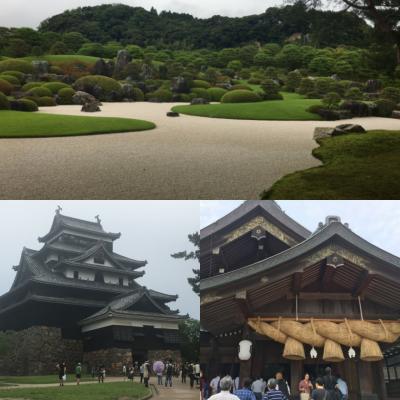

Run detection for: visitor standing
[[336, 375, 348, 400], [251, 377, 264, 400], [234, 378, 256, 400], [195, 362, 201, 385], [57, 361, 66, 387], [98, 365, 105, 383], [91, 365, 96, 379], [208, 376, 240, 400], [128, 366, 134, 381], [210, 374, 221, 395], [322, 367, 338, 400], [157, 366, 163, 385], [122, 364, 127, 381], [299, 373, 313, 400], [75, 362, 82, 385], [165, 361, 173, 387], [264, 379, 286, 400], [143, 360, 150, 387], [189, 364, 195, 388], [140, 363, 144, 383], [311, 378, 328, 400], [275, 372, 290, 399], [181, 363, 187, 383]]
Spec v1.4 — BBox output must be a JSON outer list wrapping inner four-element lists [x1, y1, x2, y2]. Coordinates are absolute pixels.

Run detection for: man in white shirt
[[251, 377, 264, 400], [208, 376, 240, 400], [210, 374, 221, 395]]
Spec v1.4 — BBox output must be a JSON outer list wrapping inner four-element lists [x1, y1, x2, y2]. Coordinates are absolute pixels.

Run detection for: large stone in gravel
[[392, 110, 400, 119], [72, 91, 97, 105], [334, 124, 366, 134], [313, 127, 335, 140], [167, 111, 180, 117], [191, 97, 209, 105], [81, 102, 101, 112]]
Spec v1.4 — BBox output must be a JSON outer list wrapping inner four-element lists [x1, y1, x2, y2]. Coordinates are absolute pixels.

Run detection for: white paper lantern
[[238, 339, 252, 361]]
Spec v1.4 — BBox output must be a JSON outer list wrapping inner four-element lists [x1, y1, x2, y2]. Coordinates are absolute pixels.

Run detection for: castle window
[[119, 277, 124, 287], [94, 271, 104, 283], [73, 271, 79, 279]]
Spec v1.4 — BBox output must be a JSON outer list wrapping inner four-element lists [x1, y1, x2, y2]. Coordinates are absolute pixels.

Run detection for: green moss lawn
[[0, 381, 149, 400], [0, 111, 155, 138], [262, 130, 400, 199], [21, 55, 103, 64], [172, 92, 321, 121], [0, 375, 92, 384]]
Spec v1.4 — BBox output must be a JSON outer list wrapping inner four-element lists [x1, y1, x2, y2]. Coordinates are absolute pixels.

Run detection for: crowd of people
[[201, 368, 348, 400]]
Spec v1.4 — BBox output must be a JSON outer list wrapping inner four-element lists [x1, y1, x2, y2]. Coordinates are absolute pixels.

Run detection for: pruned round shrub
[[73, 75, 122, 101], [133, 87, 144, 101], [261, 79, 283, 100], [344, 87, 363, 100], [306, 91, 321, 99], [322, 92, 341, 109], [297, 78, 315, 95], [221, 89, 261, 103], [57, 87, 75, 105], [190, 88, 210, 100], [192, 79, 211, 89], [35, 96, 57, 107], [10, 98, 38, 112], [42, 82, 70, 94], [0, 59, 33, 74], [28, 86, 53, 98], [374, 99, 396, 117], [0, 91, 10, 110], [49, 66, 63, 74], [1, 70, 25, 81], [146, 88, 173, 102], [22, 82, 43, 92], [307, 104, 325, 115], [207, 87, 228, 102], [230, 84, 252, 91], [285, 71, 302, 92], [0, 74, 20, 85], [0, 78, 14, 95], [381, 87, 400, 104], [315, 77, 334, 96]]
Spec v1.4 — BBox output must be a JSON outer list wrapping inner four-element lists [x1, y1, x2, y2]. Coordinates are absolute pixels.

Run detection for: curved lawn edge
[[0, 110, 156, 138], [171, 98, 322, 121], [261, 130, 400, 199]]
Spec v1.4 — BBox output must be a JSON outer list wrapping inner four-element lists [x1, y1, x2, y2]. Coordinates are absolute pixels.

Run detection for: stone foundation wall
[[0, 326, 83, 375], [147, 349, 182, 364], [83, 347, 132, 375]]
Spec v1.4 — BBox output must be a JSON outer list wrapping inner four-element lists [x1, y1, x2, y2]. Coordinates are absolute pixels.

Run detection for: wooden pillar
[[373, 360, 387, 400], [290, 360, 303, 397], [343, 358, 359, 400], [358, 361, 379, 400]]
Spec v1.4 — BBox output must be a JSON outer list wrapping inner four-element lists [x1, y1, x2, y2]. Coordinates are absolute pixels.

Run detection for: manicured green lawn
[[262, 130, 400, 199], [0, 382, 149, 400], [0, 375, 92, 384], [21, 55, 102, 64], [172, 96, 321, 121], [0, 111, 155, 138]]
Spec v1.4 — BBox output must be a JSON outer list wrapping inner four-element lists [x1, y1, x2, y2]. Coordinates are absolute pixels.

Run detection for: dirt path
[[1, 102, 399, 199], [152, 381, 198, 400]]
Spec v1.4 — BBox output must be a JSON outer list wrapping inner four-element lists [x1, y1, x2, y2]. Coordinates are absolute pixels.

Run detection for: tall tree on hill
[[299, 0, 400, 63], [171, 232, 200, 296]]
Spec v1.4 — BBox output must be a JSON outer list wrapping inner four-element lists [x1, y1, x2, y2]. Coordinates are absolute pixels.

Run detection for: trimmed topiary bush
[[0, 74, 20, 85], [22, 82, 43, 92], [297, 78, 315, 95], [381, 87, 400, 103], [207, 87, 228, 102], [1, 70, 25, 81], [375, 99, 396, 117], [221, 89, 261, 103], [146, 88, 173, 102], [35, 96, 57, 107], [315, 77, 334, 96], [133, 87, 144, 101], [261, 79, 283, 100], [285, 71, 302, 92], [307, 104, 325, 115], [192, 80, 211, 89], [73, 75, 122, 101], [57, 87, 75, 105], [0, 91, 10, 109], [49, 66, 63, 74], [322, 92, 341, 109], [230, 84, 252, 91], [42, 82, 70, 94], [344, 87, 363, 100], [10, 98, 38, 112], [0, 78, 14, 95], [190, 88, 210, 100], [0, 59, 33, 74], [28, 86, 53, 98]]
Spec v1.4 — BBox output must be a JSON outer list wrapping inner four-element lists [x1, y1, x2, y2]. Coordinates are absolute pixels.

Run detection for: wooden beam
[[235, 290, 251, 319], [352, 270, 375, 297], [287, 292, 358, 301], [320, 263, 336, 290], [291, 272, 302, 293]]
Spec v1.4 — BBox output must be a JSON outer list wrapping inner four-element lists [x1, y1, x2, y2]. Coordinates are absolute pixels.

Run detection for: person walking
[[322, 367, 338, 400], [140, 363, 144, 383], [234, 378, 256, 400], [275, 372, 290, 400], [122, 364, 127, 381], [264, 379, 286, 400], [299, 373, 313, 400], [165, 361, 173, 387], [143, 360, 150, 387], [210, 373, 221, 395], [75, 362, 82, 385], [57, 361, 66, 387], [157, 366, 163, 385], [208, 376, 240, 400], [181, 363, 187, 384], [251, 377, 264, 400], [311, 378, 328, 400], [335, 375, 348, 400], [98, 365, 105, 383]]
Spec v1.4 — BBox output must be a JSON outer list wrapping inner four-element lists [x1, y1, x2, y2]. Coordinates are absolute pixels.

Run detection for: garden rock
[[72, 91, 98, 105], [81, 101, 101, 112], [171, 76, 190, 93], [365, 79, 382, 93], [191, 97, 209, 105], [333, 124, 366, 134], [114, 50, 132, 76], [93, 58, 113, 77], [392, 110, 400, 119], [167, 111, 180, 117], [340, 101, 370, 117], [121, 83, 135, 100], [32, 60, 49, 76], [313, 127, 336, 140]]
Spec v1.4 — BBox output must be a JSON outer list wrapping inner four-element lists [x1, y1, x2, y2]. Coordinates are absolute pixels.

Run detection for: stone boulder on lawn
[[313, 124, 366, 140], [114, 50, 132, 77], [81, 101, 101, 112]]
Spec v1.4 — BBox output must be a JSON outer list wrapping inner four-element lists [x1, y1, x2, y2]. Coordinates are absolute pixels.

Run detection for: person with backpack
[[311, 378, 328, 400], [165, 361, 173, 387], [75, 363, 82, 385]]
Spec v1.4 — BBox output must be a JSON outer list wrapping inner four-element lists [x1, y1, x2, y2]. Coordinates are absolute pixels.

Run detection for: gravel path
[[1, 102, 399, 199]]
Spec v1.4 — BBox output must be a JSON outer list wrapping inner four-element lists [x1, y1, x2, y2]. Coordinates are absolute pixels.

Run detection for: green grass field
[[21, 55, 102, 64], [262, 130, 400, 199], [0, 111, 155, 138], [0, 381, 150, 400], [0, 375, 92, 384], [172, 93, 321, 121]]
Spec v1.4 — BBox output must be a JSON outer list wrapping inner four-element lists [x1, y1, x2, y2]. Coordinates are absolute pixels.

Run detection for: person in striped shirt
[[234, 378, 256, 400], [264, 379, 286, 400]]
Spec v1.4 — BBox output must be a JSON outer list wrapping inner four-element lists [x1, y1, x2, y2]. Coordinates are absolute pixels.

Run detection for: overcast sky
[[0, 201, 199, 319], [1, 0, 282, 28], [200, 201, 400, 257]]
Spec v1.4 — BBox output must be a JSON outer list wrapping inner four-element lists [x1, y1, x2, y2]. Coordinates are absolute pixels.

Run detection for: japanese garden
[[0, 2, 399, 198]]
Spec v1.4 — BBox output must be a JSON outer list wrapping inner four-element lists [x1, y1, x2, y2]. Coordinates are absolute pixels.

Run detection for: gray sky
[[200, 201, 400, 257], [1, 0, 281, 28], [0, 200, 199, 319]]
